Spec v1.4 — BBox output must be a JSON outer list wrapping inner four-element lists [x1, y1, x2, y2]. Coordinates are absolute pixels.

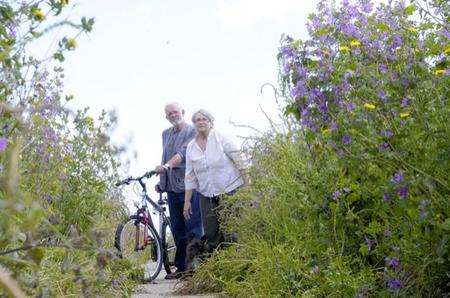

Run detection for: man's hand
[[154, 165, 165, 174], [183, 200, 192, 219], [154, 163, 170, 174]]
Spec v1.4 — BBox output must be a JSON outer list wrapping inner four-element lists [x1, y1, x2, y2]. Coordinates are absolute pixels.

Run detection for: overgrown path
[[132, 275, 215, 297]]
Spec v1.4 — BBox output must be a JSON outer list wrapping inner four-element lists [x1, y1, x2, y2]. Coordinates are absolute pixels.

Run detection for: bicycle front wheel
[[114, 215, 163, 282]]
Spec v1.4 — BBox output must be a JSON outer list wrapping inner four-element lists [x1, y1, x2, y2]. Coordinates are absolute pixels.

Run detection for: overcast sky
[[38, 0, 317, 178]]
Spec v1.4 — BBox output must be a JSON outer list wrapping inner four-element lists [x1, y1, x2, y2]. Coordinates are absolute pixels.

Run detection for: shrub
[[181, 0, 449, 296], [0, 1, 135, 296]]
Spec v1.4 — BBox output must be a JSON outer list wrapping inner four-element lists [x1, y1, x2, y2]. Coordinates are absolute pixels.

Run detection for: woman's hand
[[183, 200, 192, 219]]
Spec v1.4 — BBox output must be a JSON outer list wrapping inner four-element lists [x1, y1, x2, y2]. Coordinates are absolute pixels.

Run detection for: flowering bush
[[180, 0, 449, 296], [1, 1, 137, 296]]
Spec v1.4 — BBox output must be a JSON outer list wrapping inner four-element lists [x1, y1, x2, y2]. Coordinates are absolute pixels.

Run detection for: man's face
[[165, 104, 184, 126]]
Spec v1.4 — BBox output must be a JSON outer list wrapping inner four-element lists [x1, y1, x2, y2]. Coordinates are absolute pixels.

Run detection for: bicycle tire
[[114, 215, 163, 282], [161, 222, 176, 274]]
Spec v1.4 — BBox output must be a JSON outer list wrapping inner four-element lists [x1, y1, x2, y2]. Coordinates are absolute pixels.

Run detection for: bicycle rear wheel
[[114, 215, 163, 282], [161, 222, 176, 274]]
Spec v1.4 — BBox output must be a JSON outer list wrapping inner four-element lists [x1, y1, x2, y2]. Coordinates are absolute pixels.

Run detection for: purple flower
[[390, 171, 404, 184], [0, 164, 3, 174], [332, 190, 341, 201], [383, 192, 391, 202], [280, 45, 295, 59], [392, 35, 402, 48], [380, 129, 394, 138], [365, 236, 374, 251], [378, 90, 387, 102], [291, 80, 307, 98], [385, 256, 400, 268], [387, 278, 402, 290], [378, 63, 388, 73], [296, 65, 307, 77], [379, 142, 390, 151], [346, 102, 355, 111], [397, 186, 408, 199], [0, 137, 7, 152], [360, 0, 374, 13], [401, 97, 409, 107], [282, 62, 291, 75], [331, 121, 338, 131], [384, 229, 391, 237], [342, 135, 351, 145]]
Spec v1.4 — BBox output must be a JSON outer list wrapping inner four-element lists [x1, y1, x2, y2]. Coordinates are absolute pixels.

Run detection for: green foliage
[[0, 1, 134, 296], [181, 0, 449, 296]]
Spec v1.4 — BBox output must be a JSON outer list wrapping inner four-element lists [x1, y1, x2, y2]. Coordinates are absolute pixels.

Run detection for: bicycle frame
[[117, 172, 172, 252]]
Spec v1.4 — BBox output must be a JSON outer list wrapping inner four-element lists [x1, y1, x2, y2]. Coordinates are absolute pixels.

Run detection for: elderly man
[[154, 102, 202, 279]]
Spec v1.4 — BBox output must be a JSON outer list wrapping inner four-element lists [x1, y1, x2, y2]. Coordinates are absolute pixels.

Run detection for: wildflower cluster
[[278, 0, 449, 294], [182, 1, 449, 296]]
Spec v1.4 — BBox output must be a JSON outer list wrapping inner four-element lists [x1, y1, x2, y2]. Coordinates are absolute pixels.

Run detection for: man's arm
[[174, 127, 196, 167]]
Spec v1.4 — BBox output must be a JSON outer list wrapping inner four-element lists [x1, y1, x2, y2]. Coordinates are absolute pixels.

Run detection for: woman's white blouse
[[185, 129, 245, 197]]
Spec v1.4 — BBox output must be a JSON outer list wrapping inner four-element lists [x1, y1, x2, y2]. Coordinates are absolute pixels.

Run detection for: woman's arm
[[220, 132, 249, 184], [183, 189, 194, 219]]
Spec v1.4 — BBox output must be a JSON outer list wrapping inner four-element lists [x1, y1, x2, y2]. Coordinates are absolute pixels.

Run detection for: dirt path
[[132, 275, 215, 298]]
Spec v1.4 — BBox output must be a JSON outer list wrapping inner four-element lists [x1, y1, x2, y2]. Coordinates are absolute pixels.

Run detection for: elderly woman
[[183, 109, 248, 252]]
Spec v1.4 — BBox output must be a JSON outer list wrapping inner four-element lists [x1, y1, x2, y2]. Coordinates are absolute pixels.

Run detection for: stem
[[0, 265, 26, 298]]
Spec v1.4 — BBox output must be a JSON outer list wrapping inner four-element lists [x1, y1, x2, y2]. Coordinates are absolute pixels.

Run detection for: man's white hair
[[164, 101, 183, 113]]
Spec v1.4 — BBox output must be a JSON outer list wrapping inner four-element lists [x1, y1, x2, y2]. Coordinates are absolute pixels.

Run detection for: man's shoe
[[164, 269, 184, 280]]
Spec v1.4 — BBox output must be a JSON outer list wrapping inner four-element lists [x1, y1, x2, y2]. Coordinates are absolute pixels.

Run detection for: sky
[[42, 0, 318, 177], [27, 0, 388, 205]]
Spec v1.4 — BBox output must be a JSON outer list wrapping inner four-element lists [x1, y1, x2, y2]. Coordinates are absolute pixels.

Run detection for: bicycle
[[114, 171, 176, 282]]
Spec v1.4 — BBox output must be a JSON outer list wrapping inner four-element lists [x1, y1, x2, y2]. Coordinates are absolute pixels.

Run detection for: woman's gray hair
[[191, 109, 215, 124]]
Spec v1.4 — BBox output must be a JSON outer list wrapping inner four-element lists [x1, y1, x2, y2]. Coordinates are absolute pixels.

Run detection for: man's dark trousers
[[167, 190, 202, 271]]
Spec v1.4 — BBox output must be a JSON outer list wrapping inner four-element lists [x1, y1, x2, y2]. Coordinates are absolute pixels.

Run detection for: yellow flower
[[33, 8, 45, 21], [364, 103, 376, 110], [407, 27, 418, 33], [66, 38, 77, 50], [322, 128, 332, 134], [444, 46, 450, 55], [434, 69, 446, 76], [350, 40, 361, 47], [399, 112, 410, 118], [61, 0, 69, 5], [339, 46, 349, 53]]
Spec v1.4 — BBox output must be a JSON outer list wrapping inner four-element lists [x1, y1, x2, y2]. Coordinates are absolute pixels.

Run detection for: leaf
[[404, 5, 416, 16], [81, 17, 95, 32], [53, 51, 65, 62], [377, 22, 389, 32], [442, 218, 450, 231], [28, 247, 45, 265]]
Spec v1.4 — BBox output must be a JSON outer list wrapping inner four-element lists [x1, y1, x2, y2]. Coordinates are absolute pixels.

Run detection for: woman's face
[[193, 113, 212, 133]]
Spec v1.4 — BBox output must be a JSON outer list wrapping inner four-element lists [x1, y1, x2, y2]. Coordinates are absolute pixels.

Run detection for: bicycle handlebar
[[115, 170, 157, 187]]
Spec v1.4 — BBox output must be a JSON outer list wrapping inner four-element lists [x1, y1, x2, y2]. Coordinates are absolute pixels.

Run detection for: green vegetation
[[181, 0, 449, 296], [0, 1, 140, 296]]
